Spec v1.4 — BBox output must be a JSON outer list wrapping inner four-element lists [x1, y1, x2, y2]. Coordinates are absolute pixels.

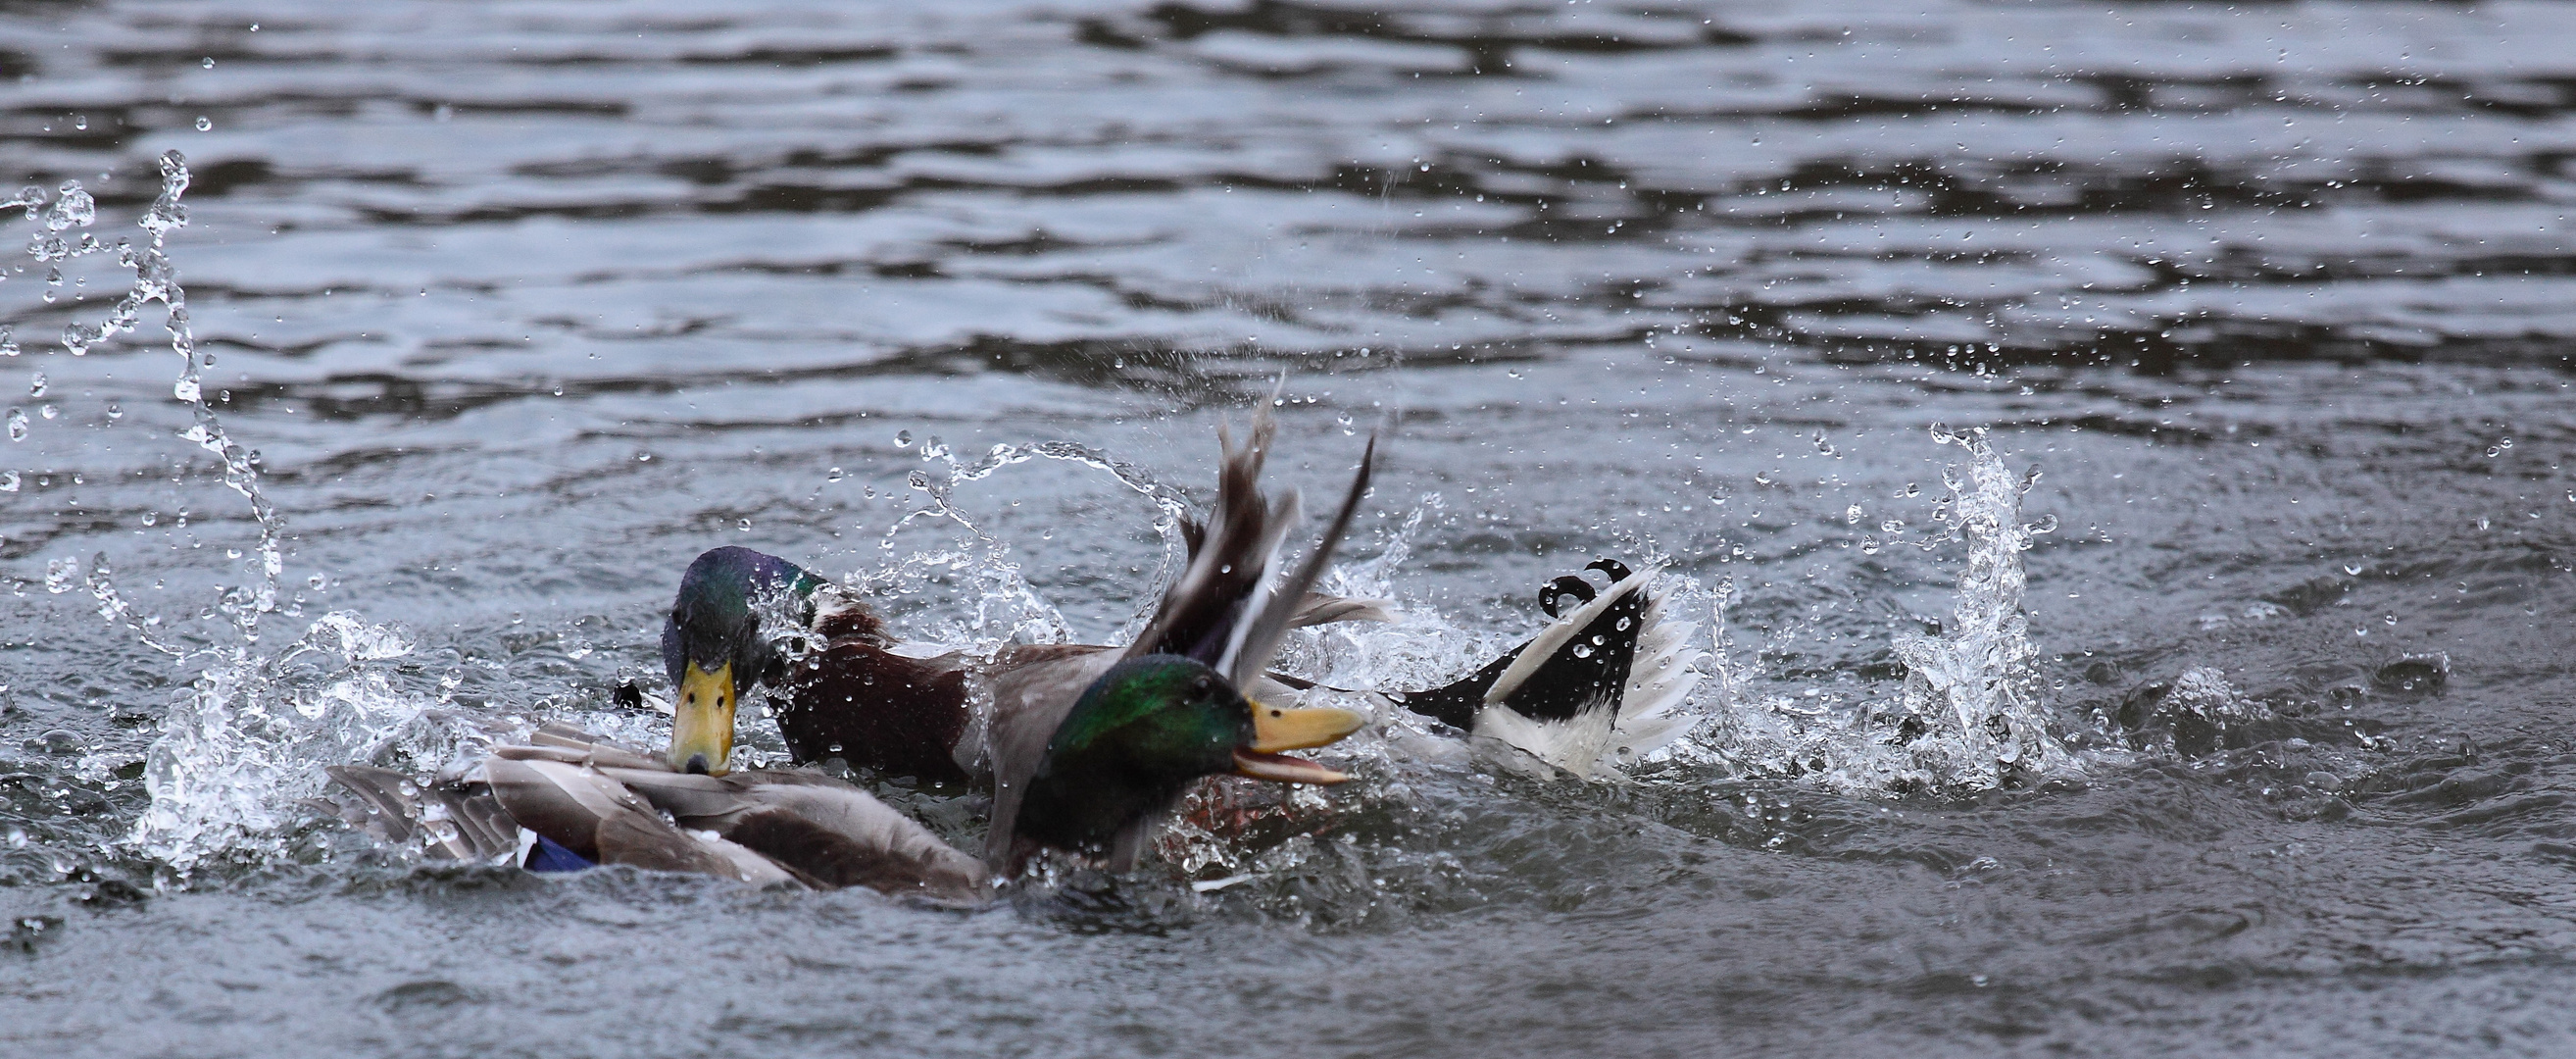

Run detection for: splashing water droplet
[[825, 466, 843, 482], [0, 471, 17, 492], [140, 511, 158, 527], [737, 518, 752, 531], [895, 429, 914, 448], [6, 409, 25, 440], [44, 557, 78, 593], [308, 573, 327, 590], [194, 117, 212, 131]]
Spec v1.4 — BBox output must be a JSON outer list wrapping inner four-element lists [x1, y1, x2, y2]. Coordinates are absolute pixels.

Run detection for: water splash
[[9, 151, 284, 642], [1681, 428, 2081, 794], [129, 614, 447, 871], [858, 435, 1193, 649]]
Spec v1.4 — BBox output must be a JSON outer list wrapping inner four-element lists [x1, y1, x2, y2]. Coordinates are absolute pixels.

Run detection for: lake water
[[5, 1, 2576, 1054]]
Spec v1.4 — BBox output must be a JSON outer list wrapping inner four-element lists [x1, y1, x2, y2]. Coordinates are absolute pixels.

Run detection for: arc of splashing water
[[862, 435, 1196, 648], [10, 151, 286, 647]]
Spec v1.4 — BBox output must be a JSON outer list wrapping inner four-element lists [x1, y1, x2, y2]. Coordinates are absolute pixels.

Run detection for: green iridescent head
[[660, 546, 822, 775], [1013, 656, 1363, 860]]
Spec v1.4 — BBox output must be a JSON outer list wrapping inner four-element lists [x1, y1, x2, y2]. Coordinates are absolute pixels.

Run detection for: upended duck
[[327, 413, 1379, 890], [1380, 558, 1706, 778]]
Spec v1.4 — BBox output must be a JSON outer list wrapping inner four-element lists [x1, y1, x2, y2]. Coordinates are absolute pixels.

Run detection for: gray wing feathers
[[483, 756, 798, 886], [1221, 434, 1376, 687], [979, 649, 1122, 868], [1292, 592, 1395, 628], [322, 764, 520, 862], [606, 766, 989, 901]]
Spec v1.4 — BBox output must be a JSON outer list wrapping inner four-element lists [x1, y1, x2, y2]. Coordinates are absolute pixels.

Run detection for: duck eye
[[1269, 708, 1283, 718], [684, 691, 697, 705]]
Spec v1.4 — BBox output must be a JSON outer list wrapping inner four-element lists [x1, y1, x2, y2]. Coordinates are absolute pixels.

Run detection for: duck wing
[[322, 764, 520, 862], [975, 644, 1122, 869], [603, 767, 990, 904], [480, 754, 801, 886]]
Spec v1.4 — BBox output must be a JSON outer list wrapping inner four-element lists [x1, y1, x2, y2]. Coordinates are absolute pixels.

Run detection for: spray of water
[[1677, 427, 2082, 794]]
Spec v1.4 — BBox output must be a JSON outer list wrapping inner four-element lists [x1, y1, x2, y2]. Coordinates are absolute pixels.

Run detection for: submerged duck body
[[326, 723, 989, 903]]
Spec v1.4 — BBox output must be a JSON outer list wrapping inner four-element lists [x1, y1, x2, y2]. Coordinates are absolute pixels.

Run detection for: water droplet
[[72, 115, 85, 130], [194, 116, 212, 131], [1615, 617, 1632, 630], [1572, 643, 1593, 658], [22, 374, 37, 397], [43, 557, 76, 593], [895, 429, 913, 448], [1879, 520, 1904, 532], [1860, 535, 1881, 555], [38, 404, 56, 420], [104, 402, 121, 421], [201, 57, 215, 69], [5, 827, 23, 848], [1902, 482, 1920, 498], [737, 518, 752, 531], [5, 409, 24, 440], [635, 451, 652, 462], [1844, 504, 1862, 524], [2344, 563, 2364, 576], [825, 466, 843, 482], [2486, 446, 2502, 458], [139, 511, 157, 527], [0, 471, 17, 492], [308, 573, 326, 590]]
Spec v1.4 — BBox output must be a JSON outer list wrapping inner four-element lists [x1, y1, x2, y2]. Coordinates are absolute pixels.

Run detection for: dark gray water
[[5, 0, 2576, 1054]]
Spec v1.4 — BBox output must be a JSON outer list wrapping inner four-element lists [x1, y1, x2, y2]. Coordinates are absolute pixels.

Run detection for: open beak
[[669, 661, 736, 776], [1233, 748, 1349, 784], [1234, 701, 1364, 784]]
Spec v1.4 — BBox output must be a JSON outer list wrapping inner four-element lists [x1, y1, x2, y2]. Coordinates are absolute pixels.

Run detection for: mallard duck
[[1380, 558, 1705, 778]]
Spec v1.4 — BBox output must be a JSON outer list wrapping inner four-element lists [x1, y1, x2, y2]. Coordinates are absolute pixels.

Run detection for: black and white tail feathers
[[1391, 559, 1704, 778]]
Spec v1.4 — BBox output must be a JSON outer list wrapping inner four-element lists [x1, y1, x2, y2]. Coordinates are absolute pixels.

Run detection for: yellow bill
[[669, 660, 735, 776], [1246, 702, 1364, 753], [1234, 701, 1363, 784]]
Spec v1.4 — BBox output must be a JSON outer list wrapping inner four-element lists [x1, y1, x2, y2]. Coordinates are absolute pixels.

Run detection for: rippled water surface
[[6, 1, 2576, 1054]]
